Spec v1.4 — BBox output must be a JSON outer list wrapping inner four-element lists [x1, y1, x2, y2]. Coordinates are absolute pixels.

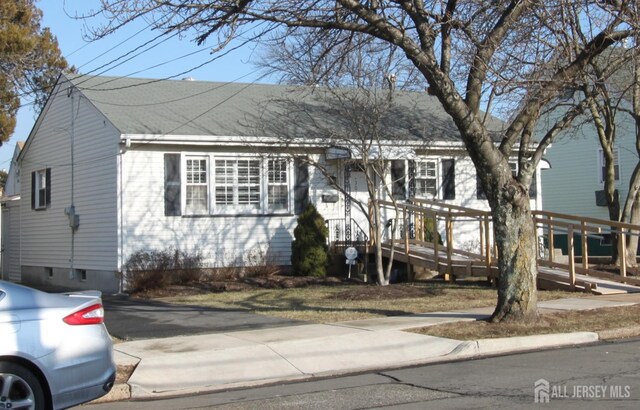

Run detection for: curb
[[90, 350, 140, 403], [449, 332, 599, 359], [96, 331, 605, 403], [90, 383, 131, 404], [597, 325, 640, 340]]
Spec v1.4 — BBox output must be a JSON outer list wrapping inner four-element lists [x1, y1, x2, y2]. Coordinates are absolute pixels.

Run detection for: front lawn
[[146, 277, 577, 323]]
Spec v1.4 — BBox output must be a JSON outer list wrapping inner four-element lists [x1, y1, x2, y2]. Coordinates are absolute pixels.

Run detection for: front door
[[348, 166, 370, 242]]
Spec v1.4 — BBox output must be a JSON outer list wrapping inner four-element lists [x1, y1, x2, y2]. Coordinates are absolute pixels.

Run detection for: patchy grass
[[409, 304, 640, 340], [154, 279, 577, 323], [115, 364, 136, 384]]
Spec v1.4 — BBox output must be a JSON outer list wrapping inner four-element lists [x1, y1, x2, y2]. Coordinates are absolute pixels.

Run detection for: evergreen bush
[[291, 204, 329, 277], [424, 217, 444, 245]]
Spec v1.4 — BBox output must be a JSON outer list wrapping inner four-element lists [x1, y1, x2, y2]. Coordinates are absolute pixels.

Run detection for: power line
[[20, 76, 266, 170], [88, 68, 261, 107], [76, 21, 156, 70], [10, 30, 178, 108], [75, 24, 271, 92], [13, 21, 268, 109]]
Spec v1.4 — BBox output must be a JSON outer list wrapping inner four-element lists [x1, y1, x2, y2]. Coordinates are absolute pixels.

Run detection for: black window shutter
[[391, 160, 406, 200], [294, 159, 310, 215], [529, 171, 537, 199], [45, 168, 51, 207], [476, 174, 487, 200], [31, 171, 36, 209], [164, 154, 181, 216], [442, 159, 456, 200]]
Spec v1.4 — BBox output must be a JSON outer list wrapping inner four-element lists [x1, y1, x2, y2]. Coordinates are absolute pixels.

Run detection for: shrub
[[424, 217, 443, 245], [244, 245, 281, 277], [124, 248, 203, 291], [291, 204, 329, 277]]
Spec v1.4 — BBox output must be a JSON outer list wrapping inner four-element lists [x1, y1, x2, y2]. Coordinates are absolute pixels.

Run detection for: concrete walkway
[[104, 293, 640, 401]]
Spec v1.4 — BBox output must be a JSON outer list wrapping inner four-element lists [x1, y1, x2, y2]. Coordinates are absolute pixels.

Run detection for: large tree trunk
[[624, 194, 640, 268], [620, 163, 640, 268], [489, 187, 539, 323], [625, 52, 640, 268]]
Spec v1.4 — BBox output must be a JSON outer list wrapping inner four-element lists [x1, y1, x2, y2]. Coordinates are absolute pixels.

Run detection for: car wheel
[[0, 362, 46, 410]]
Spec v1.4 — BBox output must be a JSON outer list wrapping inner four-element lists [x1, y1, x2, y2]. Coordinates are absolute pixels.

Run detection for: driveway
[[103, 295, 306, 340]]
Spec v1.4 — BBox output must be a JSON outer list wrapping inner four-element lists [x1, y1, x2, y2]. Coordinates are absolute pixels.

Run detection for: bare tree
[[575, 46, 640, 266], [255, 37, 431, 285], [89, 1, 639, 322], [553, 22, 640, 268], [252, 84, 430, 285]]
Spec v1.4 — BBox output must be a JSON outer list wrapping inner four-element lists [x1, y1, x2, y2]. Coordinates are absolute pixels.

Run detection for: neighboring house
[[3, 141, 25, 198], [1, 142, 24, 281], [542, 119, 636, 256], [6, 74, 544, 292]]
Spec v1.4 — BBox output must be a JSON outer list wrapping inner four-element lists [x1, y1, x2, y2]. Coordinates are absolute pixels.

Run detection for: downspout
[[118, 143, 126, 294], [69, 86, 76, 279]]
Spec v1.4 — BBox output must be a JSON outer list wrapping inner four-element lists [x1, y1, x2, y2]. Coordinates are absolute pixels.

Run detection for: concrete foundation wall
[[20, 265, 120, 294]]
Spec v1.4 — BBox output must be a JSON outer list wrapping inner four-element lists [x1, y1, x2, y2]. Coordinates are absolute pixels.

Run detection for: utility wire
[[13, 22, 268, 108], [20, 76, 266, 169], [89, 68, 261, 107]]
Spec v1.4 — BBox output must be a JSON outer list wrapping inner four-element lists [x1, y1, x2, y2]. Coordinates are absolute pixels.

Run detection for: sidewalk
[[101, 293, 640, 401]]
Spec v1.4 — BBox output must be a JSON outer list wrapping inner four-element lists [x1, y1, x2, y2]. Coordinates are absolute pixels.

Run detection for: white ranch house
[[1, 74, 544, 292]]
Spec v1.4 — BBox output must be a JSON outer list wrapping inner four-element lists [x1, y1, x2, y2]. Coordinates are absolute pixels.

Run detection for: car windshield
[[0, 291, 4, 303]]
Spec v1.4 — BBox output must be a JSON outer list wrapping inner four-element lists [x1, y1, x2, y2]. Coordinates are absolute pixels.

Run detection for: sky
[[0, 0, 267, 171]]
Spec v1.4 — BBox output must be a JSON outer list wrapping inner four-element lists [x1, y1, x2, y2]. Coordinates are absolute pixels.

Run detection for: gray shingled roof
[[67, 74, 504, 142]]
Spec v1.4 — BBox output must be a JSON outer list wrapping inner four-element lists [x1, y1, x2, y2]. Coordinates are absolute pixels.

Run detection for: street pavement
[[97, 293, 640, 403], [85, 338, 640, 409]]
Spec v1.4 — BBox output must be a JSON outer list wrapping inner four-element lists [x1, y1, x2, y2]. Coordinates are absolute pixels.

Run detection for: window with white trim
[[185, 157, 208, 214], [32, 168, 51, 210], [215, 159, 261, 212], [36, 170, 47, 208], [178, 155, 293, 215], [415, 160, 437, 198], [599, 148, 620, 183], [267, 159, 289, 211]]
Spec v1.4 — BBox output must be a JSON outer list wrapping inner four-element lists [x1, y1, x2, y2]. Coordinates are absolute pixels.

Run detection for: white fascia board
[[120, 134, 324, 147], [120, 134, 469, 151]]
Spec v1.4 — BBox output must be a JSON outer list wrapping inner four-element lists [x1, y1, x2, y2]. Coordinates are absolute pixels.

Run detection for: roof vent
[[182, 76, 195, 81]]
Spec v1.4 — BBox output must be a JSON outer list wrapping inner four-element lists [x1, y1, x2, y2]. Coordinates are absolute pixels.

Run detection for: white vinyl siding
[[121, 150, 300, 268], [19, 82, 119, 273], [1, 200, 21, 282]]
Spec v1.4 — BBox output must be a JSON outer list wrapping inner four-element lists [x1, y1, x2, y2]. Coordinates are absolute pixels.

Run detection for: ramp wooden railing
[[371, 199, 640, 292], [533, 210, 640, 289], [375, 198, 496, 280]]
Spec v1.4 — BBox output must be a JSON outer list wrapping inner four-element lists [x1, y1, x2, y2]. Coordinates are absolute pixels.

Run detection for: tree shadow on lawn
[[232, 289, 433, 318]]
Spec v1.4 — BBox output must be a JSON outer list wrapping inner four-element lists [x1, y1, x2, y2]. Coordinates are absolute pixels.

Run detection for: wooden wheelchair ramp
[[375, 199, 640, 295]]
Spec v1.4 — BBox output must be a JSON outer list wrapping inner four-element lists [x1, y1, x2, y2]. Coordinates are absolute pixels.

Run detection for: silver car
[[0, 281, 116, 409]]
